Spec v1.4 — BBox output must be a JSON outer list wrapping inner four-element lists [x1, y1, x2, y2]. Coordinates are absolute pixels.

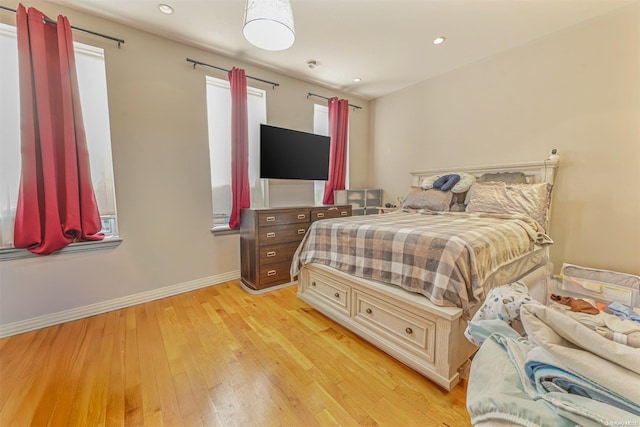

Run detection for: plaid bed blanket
[[291, 211, 553, 315]]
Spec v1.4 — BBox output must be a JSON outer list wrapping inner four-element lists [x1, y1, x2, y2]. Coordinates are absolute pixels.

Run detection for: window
[[313, 104, 329, 205], [313, 103, 349, 205], [0, 23, 117, 248], [205, 76, 267, 229]]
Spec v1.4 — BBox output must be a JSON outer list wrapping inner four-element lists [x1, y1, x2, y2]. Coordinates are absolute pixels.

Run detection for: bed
[[292, 158, 559, 390]]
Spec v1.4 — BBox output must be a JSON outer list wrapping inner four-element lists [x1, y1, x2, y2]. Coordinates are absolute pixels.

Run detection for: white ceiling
[[47, 0, 635, 100]]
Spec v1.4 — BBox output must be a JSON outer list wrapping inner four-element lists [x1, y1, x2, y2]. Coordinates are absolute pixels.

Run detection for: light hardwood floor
[[0, 281, 472, 426]]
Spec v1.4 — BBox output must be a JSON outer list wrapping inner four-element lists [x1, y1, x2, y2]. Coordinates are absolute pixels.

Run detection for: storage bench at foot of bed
[[297, 263, 477, 391]]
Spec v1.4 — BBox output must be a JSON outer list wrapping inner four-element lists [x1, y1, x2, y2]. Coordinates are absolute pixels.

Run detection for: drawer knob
[[266, 232, 276, 238], [405, 327, 413, 335], [267, 270, 276, 277], [311, 281, 316, 286], [297, 214, 306, 219], [297, 229, 306, 235], [341, 211, 348, 216], [366, 308, 372, 314], [266, 251, 276, 257], [266, 216, 276, 222], [317, 213, 325, 218], [334, 292, 340, 298]]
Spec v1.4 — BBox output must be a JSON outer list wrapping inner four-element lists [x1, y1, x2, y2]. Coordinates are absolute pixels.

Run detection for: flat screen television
[[260, 124, 331, 180]]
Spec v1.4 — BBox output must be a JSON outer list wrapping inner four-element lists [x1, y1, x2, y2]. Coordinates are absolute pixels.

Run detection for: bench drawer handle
[[297, 229, 306, 235], [266, 251, 276, 257], [266, 232, 275, 238], [267, 270, 276, 277], [341, 211, 348, 216], [297, 214, 306, 219], [317, 213, 325, 218], [266, 216, 276, 222]]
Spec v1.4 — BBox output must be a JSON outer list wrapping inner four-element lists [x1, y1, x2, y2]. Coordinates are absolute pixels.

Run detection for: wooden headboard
[[410, 158, 559, 187]]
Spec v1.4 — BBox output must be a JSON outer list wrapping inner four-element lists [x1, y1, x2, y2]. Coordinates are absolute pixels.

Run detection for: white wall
[[370, 3, 640, 276], [0, 0, 369, 329]]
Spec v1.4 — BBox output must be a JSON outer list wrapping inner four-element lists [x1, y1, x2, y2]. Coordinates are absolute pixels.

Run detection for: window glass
[[313, 104, 329, 205]]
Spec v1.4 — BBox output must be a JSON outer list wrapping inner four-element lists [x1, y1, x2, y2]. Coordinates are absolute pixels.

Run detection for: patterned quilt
[[291, 211, 553, 316]]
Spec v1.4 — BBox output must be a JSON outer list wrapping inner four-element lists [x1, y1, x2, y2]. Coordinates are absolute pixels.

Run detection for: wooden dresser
[[240, 205, 352, 291]]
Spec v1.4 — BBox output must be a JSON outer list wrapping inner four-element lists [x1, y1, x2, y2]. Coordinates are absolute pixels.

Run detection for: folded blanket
[[467, 332, 639, 427], [525, 347, 640, 416], [467, 335, 575, 427], [467, 304, 640, 426], [608, 301, 640, 323], [520, 304, 640, 389]]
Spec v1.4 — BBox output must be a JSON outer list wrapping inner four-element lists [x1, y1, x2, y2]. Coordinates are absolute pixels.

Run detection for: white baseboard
[[0, 270, 240, 338]]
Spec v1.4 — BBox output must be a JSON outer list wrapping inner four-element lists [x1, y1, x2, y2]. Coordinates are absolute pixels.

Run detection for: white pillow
[[451, 172, 475, 193], [420, 175, 442, 190]]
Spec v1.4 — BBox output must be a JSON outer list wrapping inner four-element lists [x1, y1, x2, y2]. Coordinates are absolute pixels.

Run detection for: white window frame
[[0, 23, 120, 260], [205, 75, 267, 233], [313, 103, 349, 205]]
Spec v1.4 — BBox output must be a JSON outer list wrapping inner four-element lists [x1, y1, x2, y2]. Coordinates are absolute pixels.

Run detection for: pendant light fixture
[[243, 0, 295, 51]]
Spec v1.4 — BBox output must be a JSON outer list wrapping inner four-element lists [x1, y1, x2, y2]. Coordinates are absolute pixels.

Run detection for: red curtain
[[13, 5, 103, 255], [323, 98, 349, 205], [227, 67, 250, 229]]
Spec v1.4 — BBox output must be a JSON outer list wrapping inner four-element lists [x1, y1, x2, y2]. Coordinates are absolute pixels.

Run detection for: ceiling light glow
[[353, 77, 362, 83], [158, 4, 174, 14], [432, 36, 446, 45]]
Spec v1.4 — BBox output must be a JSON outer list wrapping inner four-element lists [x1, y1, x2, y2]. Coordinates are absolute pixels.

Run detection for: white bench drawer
[[353, 290, 436, 362], [305, 270, 351, 317]]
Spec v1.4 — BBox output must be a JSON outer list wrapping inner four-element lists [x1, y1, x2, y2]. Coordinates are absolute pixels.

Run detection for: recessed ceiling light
[[353, 77, 362, 83], [158, 4, 174, 14], [432, 36, 446, 45]]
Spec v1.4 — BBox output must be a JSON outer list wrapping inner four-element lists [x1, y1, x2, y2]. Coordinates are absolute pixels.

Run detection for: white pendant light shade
[[243, 0, 295, 51]]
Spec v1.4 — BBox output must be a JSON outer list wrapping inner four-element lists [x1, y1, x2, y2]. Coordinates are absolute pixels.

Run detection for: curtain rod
[[307, 93, 362, 110], [0, 5, 125, 48], [187, 58, 280, 89]]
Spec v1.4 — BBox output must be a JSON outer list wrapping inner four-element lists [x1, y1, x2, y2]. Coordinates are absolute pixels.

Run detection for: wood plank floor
[[0, 281, 472, 426]]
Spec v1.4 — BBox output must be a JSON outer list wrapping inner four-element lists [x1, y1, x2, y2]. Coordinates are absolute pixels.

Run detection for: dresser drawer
[[258, 210, 310, 227], [305, 270, 351, 316], [311, 207, 351, 221], [353, 290, 436, 362], [258, 223, 310, 245], [259, 242, 300, 265], [259, 261, 292, 285]]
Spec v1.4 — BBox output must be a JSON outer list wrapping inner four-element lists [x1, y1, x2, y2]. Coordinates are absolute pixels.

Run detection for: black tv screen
[[260, 124, 331, 180]]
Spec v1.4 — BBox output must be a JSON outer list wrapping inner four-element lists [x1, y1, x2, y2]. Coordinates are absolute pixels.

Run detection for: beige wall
[[370, 3, 640, 276], [0, 0, 369, 326], [1, 0, 638, 329]]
